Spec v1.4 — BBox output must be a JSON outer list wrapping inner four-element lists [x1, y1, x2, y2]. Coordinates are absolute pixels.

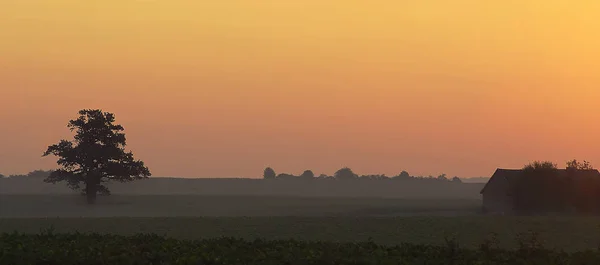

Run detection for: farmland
[[0, 194, 481, 218], [4, 233, 600, 265], [3, 194, 600, 264], [4, 216, 600, 251], [2, 194, 600, 251]]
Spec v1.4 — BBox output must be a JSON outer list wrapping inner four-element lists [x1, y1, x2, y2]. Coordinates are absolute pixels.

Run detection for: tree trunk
[[85, 184, 97, 205]]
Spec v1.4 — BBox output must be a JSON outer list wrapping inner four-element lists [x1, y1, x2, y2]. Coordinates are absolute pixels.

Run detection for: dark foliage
[[300, 170, 315, 179], [512, 160, 600, 214], [7, 170, 53, 179], [359, 174, 388, 180], [42, 109, 151, 204], [1, 232, 599, 265], [263, 167, 276, 179], [567, 159, 594, 170], [334, 167, 358, 180], [393, 170, 411, 180], [269, 167, 463, 183], [276, 173, 297, 179]]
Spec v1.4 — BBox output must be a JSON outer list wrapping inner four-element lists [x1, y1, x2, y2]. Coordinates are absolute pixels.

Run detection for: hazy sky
[[1, 1, 599, 178]]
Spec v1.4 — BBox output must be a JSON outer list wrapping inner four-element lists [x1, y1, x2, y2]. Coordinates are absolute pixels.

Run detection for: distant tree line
[[263, 167, 463, 183], [14, 108, 479, 205], [0, 170, 53, 179], [512, 159, 600, 214]]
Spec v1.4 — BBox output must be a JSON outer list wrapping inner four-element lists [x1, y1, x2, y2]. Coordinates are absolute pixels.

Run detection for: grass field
[[0, 194, 481, 217], [6, 233, 599, 265], [3, 216, 600, 251], [3, 194, 600, 252]]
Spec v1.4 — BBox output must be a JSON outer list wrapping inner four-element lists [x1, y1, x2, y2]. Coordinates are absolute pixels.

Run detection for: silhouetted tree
[[566, 159, 594, 170], [509, 159, 600, 214], [451, 176, 462, 183], [276, 173, 296, 179], [565, 159, 599, 213], [263, 167, 276, 179], [317, 174, 332, 179], [27, 170, 52, 179], [300, 170, 314, 179], [393, 170, 411, 180], [43, 109, 151, 204], [514, 161, 561, 213], [437, 174, 448, 181], [0, 173, 4, 178], [522, 161, 557, 171], [334, 167, 357, 180], [6, 170, 53, 178], [360, 174, 388, 180], [6, 170, 45, 178]]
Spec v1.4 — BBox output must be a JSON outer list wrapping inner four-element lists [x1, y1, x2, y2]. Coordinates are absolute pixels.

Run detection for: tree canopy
[[512, 160, 600, 214], [43, 109, 151, 204], [300, 170, 315, 179], [263, 167, 276, 179], [334, 167, 358, 180], [566, 159, 594, 170]]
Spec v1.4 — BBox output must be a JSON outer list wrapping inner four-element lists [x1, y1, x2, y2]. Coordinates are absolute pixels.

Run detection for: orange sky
[[1, 0, 599, 178]]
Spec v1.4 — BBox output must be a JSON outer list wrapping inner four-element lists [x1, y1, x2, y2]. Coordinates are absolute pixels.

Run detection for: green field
[[3, 216, 600, 251], [2, 194, 600, 253], [4, 233, 600, 265], [0, 194, 481, 217]]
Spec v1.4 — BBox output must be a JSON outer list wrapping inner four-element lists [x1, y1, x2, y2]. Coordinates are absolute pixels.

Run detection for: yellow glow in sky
[[1, 0, 599, 178]]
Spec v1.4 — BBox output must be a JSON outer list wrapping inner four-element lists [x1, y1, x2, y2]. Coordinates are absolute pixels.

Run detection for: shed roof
[[479, 168, 600, 194]]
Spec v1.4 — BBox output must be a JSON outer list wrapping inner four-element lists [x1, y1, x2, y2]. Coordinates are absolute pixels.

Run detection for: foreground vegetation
[[2, 232, 600, 265], [4, 216, 600, 252]]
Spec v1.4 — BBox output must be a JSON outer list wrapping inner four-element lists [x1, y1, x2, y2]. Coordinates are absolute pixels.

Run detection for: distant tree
[[437, 174, 448, 181], [514, 160, 600, 214], [451, 176, 462, 183], [514, 161, 560, 213], [276, 173, 296, 179], [522, 160, 557, 172], [43, 109, 151, 204], [334, 167, 358, 180], [0, 173, 4, 178], [359, 174, 371, 180], [460, 176, 489, 183], [360, 174, 388, 180], [566, 159, 594, 170], [392, 171, 410, 180], [399, 171, 411, 179], [263, 167, 276, 179], [26, 170, 53, 178], [300, 170, 314, 179], [565, 159, 598, 213], [317, 174, 331, 179], [6, 170, 53, 178]]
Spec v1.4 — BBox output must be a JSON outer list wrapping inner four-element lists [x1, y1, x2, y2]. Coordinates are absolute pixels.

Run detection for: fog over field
[[0, 175, 484, 197], [0, 172, 484, 218]]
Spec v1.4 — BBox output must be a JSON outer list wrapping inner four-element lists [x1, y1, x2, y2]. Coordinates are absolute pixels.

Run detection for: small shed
[[481, 168, 600, 214], [480, 169, 522, 214]]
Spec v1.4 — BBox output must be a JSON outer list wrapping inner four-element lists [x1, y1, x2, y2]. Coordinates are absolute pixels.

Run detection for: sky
[[1, 0, 599, 178]]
